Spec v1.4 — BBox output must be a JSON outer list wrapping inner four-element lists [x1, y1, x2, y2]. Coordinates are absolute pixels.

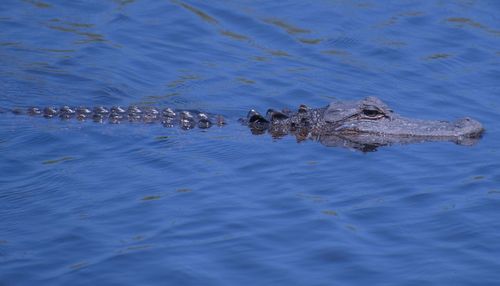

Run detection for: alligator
[[4, 96, 484, 151]]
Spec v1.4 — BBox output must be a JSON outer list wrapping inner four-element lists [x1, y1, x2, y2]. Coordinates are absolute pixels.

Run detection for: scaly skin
[[16, 105, 226, 130], [243, 97, 484, 150], [5, 97, 484, 151]]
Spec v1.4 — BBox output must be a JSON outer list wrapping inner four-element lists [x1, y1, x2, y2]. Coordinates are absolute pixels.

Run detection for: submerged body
[[6, 97, 484, 151]]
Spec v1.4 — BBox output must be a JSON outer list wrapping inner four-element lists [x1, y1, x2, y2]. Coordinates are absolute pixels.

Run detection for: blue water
[[1, 1, 500, 285]]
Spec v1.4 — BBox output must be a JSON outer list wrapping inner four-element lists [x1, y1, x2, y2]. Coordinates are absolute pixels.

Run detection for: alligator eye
[[362, 108, 384, 119], [363, 109, 379, 116]]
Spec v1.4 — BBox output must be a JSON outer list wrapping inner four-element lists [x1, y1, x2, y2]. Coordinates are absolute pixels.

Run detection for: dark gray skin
[[11, 105, 227, 130], [245, 97, 484, 151], [5, 96, 484, 151]]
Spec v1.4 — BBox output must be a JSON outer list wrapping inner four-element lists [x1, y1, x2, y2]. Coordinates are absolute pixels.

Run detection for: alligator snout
[[453, 117, 484, 138]]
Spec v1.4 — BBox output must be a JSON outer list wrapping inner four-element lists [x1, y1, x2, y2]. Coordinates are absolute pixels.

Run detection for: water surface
[[1, 1, 500, 285]]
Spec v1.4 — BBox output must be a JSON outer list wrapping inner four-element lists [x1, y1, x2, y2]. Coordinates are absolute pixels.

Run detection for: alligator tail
[[7, 106, 226, 130]]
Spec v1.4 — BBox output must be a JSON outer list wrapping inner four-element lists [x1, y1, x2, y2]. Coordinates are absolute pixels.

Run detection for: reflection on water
[[446, 17, 500, 35]]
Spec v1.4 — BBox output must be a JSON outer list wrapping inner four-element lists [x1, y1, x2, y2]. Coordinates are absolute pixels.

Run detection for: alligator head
[[245, 96, 484, 151]]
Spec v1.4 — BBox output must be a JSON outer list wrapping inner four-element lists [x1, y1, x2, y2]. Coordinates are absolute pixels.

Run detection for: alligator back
[[7, 106, 226, 130]]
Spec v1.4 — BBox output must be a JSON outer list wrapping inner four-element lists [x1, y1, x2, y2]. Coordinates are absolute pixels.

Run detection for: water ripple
[[1, 0, 500, 285]]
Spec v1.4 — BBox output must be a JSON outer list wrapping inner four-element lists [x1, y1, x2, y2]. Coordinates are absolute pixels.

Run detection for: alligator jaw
[[333, 116, 484, 146]]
